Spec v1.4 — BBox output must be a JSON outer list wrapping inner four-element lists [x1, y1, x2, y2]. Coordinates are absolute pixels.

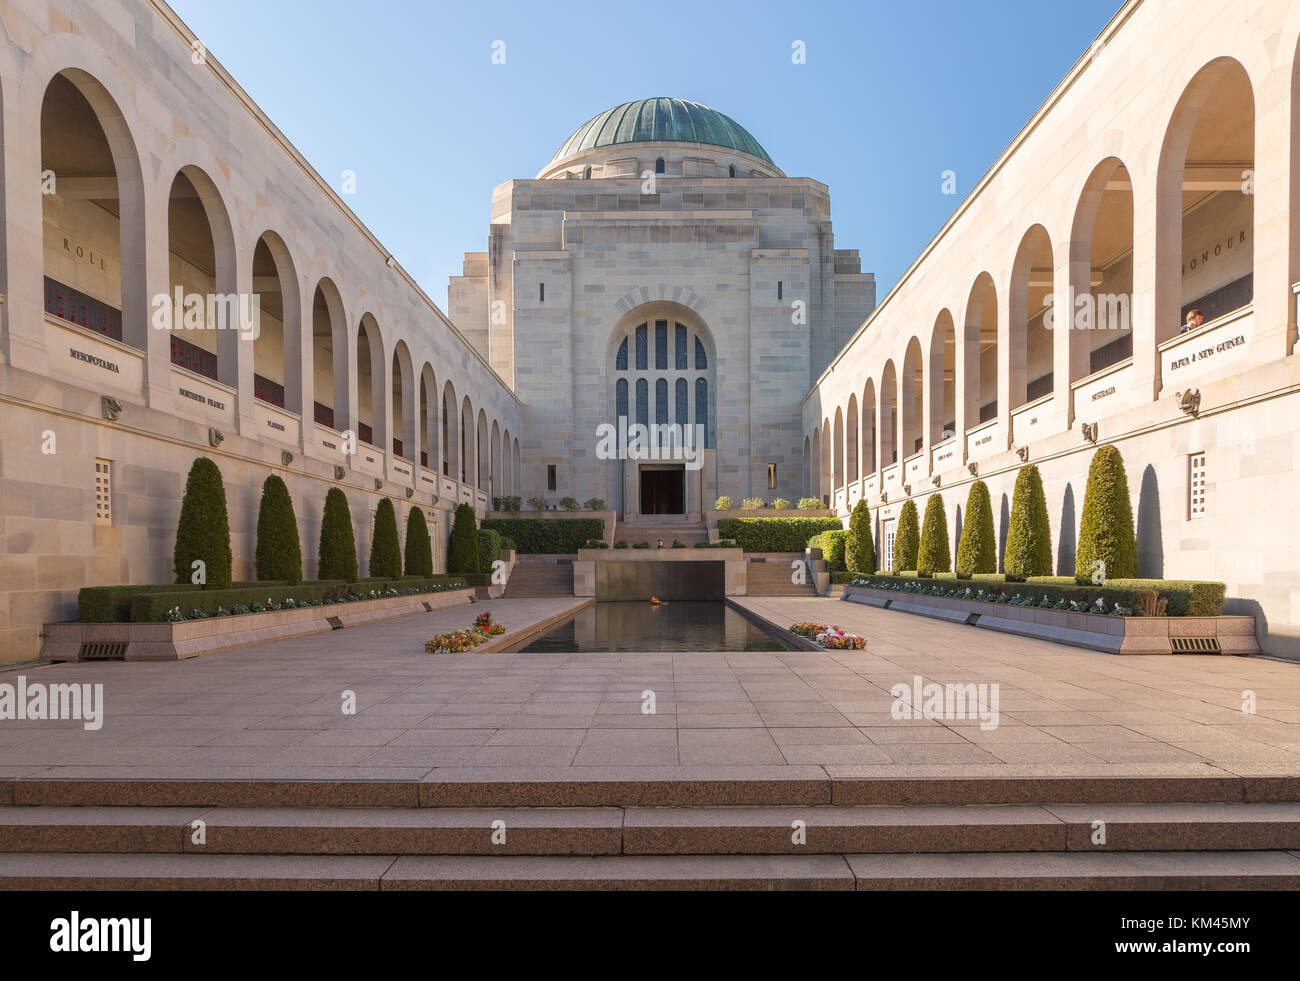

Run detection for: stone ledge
[[40, 589, 477, 662], [842, 586, 1259, 656]]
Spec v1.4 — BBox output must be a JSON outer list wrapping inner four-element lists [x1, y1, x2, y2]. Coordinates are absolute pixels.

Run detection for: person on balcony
[[1180, 308, 1205, 334]]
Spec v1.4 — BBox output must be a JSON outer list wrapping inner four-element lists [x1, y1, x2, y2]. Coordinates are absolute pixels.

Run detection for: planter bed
[[842, 585, 1258, 656], [43, 589, 476, 663]]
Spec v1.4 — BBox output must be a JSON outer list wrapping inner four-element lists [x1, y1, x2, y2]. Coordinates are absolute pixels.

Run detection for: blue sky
[[167, 0, 1122, 311]]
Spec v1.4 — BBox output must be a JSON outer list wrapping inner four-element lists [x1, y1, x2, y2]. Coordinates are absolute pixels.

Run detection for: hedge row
[[128, 576, 472, 624], [477, 528, 503, 574], [480, 518, 605, 555], [854, 574, 1226, 617], [79, 582, 292, 623], [808, 530, 848, 572], [716, 517, 843, 553]]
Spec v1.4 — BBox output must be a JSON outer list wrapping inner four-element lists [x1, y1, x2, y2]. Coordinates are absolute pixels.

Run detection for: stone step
[[3, 803, 1300, 856], [9, 772, 1298, 809], [3, 850, 1298, 890], [504, 563, 575, 599]]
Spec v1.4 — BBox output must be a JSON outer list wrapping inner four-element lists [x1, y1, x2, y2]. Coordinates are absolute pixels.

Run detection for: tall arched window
[[655, 158, 665, 174], [609, 318, 716, 450]]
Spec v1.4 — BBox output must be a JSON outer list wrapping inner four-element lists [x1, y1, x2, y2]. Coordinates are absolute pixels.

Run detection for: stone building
[[0, 0, 521, 662], [803, 0, 1300, 655], [449, 98, 875, 519]]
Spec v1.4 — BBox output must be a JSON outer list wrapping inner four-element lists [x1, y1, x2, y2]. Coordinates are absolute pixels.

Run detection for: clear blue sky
[[167, 0, 1122, 311]]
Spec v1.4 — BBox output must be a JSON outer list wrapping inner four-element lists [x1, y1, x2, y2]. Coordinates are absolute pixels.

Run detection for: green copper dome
[[550, 98, 774, 166]]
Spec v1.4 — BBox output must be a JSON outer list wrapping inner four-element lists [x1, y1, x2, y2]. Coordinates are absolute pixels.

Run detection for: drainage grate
[[78, 642, 127, 661], [1172, 636, 1221, 653], [326, 617, 344, 631]]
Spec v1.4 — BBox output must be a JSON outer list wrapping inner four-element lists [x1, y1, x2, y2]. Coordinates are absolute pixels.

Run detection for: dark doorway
[[641, 467, 685, 515]]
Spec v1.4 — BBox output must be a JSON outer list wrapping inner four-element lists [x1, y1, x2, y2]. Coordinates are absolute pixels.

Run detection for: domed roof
[[550, 98, 774, 166]]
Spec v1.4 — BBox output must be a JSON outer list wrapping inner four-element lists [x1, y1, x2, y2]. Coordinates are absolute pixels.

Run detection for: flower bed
[[790, 622, 867, 651], [426, 611, 508, 654]]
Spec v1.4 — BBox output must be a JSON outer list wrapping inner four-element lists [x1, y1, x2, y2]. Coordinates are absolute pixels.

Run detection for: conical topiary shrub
[[173, 457, 233, 589], [955, 480, 997, 579], [846, 500, 875, 576], [318, 488, 358, 582], [254, 475, 302, 584], [404, 507, 433, 577], [1004, 465, 1053, 582], [447, 503, 480, 575], [369, 498, 402, 580], [893, 499, 920, 573], [917, 494, 951, 579], [1075, 444, 1138, 584]]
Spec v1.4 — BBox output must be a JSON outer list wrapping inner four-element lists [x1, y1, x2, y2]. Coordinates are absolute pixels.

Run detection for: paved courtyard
[[2, 596, 1299, 791]]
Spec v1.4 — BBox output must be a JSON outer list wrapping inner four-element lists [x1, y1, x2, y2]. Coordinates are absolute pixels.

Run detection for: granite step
[[3, 802, 1300, 857], [4, 850, 1298, 890]]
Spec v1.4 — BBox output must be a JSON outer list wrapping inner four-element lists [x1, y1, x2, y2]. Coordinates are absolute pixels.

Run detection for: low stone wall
[[843, 586, 1259, 656], [574, 548, 747, 599], [42, 589, 477, 663]]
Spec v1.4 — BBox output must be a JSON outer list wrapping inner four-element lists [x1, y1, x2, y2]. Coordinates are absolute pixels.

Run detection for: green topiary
[[318, 488, 359, 582], [846, 500, 875, 576], [714, 496, 735, 511], [893, 500, 920, 573], [1005, 465, 1053, 582], [367, 498, 402, 580], [1075, 445, 1138, 584], [917, 494, 951, 579], [174, 457, 233, 589], [254, 475, 302, 584], [448, 503, 480, 574], [477, 528, 503, 574], [955, 480, 996, 580], [404, 507, 433, 577]]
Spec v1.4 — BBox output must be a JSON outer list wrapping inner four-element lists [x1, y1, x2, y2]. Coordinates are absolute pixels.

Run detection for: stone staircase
[[615, 521, 710, 548], [503, 559, 575, 598], [3, 779, 1298, 889], [746, 557, 820, 597]]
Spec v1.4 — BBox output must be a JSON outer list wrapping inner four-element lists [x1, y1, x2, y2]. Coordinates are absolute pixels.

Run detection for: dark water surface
[[512, 602, 791, 653]]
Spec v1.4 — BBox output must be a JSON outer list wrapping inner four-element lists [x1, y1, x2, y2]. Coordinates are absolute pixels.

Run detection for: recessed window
[[768, 464, 777, 490], [1189, 452, 1207, 517], [547, 465, 557, 492], [777, 281, 784, 301], [655, 158, 665, 174], [94, 459, 112, 526], [584, 167, 592, 179], [539, 283, 545, 303]]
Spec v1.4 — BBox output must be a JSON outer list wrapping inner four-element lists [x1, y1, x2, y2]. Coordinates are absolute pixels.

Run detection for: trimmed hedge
[[255, 475, 302, 584], [369, 498, 402, 581], [892, 500, 920, 573], [917, 493, 951, 579], [404, 508, 433, 577], [715, 517, 843, 553], [1005, 465, 1052, 582], [809, 530, 848, 572], [129, 576, 472, 624], [448, 504, 480, 574], [480, 518, 605, 555], [477, 528, 503, 574], [173, 457, 233, 589], [956, 480, 996, 580], [318, 488, 359, 583], [853, 574, 1226, 617], [846, 500, 876, 576], [1076, 444, 1139, 584]]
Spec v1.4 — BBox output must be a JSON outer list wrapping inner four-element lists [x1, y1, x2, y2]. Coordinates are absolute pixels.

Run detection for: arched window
[[584, 166, 592, 179], [675, 325, 688, 370], [635, 324, 648, 371], [728, 165, 736, 178], [656, 379, 669, 425], [675, 378, 688, 426], [616, 379, 629, 421], [635, 379, 649, 429], [655, 158, 665, 174], [616, 337, 629, 371], [695, 338, 708, 370], [696, 378, 711, 448]]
